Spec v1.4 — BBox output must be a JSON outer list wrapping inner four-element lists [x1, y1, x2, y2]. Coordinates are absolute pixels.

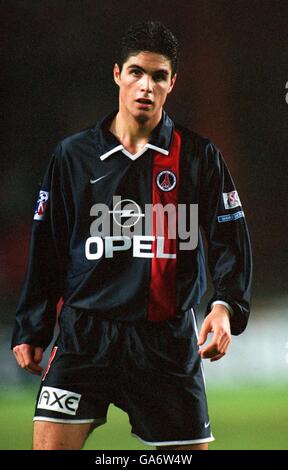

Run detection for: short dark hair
[[118, 20, 179, 77]]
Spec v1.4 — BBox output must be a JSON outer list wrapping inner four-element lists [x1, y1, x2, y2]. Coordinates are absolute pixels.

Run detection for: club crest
[[156, 170, 177, 192]]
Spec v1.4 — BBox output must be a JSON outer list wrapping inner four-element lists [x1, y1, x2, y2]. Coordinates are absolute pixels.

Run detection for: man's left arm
[[198, 142, 253, 360], [198, 304, 231, 361]]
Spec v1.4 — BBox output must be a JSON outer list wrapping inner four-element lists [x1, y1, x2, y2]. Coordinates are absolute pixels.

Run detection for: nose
[[140, 74, 152, 93]]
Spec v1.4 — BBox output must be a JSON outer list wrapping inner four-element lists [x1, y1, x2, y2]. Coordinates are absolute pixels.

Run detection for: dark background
[[1, 0, 288, 327]]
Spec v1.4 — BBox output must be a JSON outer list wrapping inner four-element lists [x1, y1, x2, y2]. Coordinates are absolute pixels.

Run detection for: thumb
[[33, 347, 44, 365], [198, 321, 209, 346]]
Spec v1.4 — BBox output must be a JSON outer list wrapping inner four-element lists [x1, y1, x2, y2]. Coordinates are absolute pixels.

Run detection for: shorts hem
[[33, 416, 106, 426], [131, 433, 215, 446]]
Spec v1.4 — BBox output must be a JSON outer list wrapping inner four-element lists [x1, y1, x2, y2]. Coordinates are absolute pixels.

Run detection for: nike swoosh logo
[[90, 175, 108, 184], [204, 421, 210, 428]]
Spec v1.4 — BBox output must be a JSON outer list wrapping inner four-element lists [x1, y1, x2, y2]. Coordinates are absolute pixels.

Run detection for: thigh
[[33, 421, 93, 450], [34, 309, 120, 426], [118, 310, 214, 446]]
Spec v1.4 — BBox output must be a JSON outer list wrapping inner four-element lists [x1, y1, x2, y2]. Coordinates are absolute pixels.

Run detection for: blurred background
[[1, 0, 287, 450]]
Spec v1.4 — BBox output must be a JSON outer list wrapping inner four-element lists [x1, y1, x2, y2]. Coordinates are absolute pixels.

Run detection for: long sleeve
[[199, 142, 252, 335], [11, 144, 69, 350]]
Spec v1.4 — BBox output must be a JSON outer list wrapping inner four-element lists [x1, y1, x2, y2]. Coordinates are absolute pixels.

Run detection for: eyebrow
[[127, 64, 169, 76]]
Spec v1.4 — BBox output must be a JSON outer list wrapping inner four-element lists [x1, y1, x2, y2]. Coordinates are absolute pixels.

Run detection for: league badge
[[223, 190, 241, 210], [34, 190, 49, 220]]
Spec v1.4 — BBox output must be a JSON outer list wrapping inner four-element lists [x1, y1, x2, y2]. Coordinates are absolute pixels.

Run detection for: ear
[[113, 63, 121, 86], [167, 73, 177, 94]]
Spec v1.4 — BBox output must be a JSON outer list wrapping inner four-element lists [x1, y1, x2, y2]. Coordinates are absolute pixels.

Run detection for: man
[[11, 20, 252, 450]]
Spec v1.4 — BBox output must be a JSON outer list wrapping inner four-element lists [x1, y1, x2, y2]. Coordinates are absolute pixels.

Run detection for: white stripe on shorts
[[33, 416, 106, 426], [190, 308, 207, 391], [132, 433, 215, 446]]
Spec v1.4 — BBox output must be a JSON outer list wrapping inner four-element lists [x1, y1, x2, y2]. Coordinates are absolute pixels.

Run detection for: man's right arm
[[11, 144, 69, 360], [13, 344, 44, 375]]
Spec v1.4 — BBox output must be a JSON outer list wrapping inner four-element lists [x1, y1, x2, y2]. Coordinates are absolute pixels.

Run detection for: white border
[[132, 433, 215, 446], [145, 143, 169, 155], [190, 308, 207, 391], [33, 417, 106, 426], [100, 143, 168, 161]]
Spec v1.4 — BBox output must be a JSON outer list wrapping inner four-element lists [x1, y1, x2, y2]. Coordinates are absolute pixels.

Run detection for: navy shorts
[[34, 306, 214, 446]]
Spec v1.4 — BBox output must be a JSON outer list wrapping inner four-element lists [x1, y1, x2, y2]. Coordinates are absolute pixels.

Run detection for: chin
[[134, 113, 150, 124], [133, 107, 157, 123]]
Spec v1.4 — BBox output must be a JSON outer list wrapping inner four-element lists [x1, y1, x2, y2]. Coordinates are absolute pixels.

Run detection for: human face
[[113, 51, 177, 124]]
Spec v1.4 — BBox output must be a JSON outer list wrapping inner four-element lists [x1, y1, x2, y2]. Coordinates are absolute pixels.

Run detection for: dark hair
[[118, 20, 179, 77]]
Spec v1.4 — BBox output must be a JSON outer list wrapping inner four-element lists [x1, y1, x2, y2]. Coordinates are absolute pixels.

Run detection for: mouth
[[136, 98, 153, 107]]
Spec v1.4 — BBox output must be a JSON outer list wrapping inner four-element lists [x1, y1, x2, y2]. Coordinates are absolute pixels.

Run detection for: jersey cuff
[[211, 300, 234, 317]]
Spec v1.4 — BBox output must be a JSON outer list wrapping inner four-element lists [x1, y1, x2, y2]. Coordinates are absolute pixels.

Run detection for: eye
[[131, 69, 142, 76], [153, 74, 167, 82]]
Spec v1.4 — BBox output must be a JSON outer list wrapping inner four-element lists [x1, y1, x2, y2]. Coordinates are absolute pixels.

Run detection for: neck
[[109, 106, 162, 150]]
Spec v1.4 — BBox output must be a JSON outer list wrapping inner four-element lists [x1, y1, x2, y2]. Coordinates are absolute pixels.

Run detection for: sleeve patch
[[218, 210, 245, 223], [34, 190, 49, 220], [223, 190, 241, 210]]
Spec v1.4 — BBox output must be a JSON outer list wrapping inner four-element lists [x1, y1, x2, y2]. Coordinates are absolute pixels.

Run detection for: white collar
[[100, 143, 169, 161]]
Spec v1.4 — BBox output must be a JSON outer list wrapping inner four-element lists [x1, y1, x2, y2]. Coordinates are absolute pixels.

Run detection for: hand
[[13, 344, 44, 375], [198, 305, 231, 362]]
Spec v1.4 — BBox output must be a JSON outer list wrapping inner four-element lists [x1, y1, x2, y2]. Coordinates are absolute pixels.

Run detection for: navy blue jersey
[[11, 110, 252, 350]]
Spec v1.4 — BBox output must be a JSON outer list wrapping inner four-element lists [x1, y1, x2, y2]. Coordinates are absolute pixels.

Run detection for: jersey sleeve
[[11, 144, 69, 350], [199, 142, 252, 335]]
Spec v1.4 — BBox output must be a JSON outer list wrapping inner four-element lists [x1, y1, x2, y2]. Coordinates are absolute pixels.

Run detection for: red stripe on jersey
[[148, 129, 181, 322], [42, 346, 58, 382]]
